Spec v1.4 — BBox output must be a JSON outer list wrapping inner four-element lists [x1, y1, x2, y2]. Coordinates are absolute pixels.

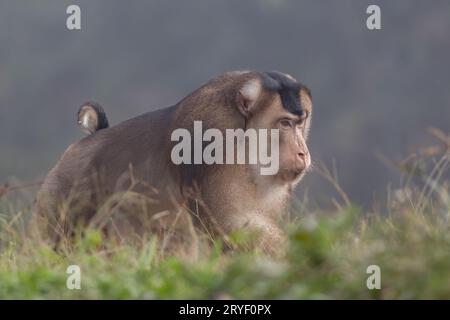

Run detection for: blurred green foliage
[[1, 203, 449, 299]]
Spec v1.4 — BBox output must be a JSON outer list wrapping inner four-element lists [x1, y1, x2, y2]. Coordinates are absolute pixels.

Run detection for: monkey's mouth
[[278, 166, 308, 181]]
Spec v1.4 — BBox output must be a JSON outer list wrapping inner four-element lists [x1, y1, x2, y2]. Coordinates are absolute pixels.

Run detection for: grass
[[0, 129, 449, 299]]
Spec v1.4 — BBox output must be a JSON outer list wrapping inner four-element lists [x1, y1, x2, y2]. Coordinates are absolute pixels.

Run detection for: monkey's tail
[[77, 101, 109, 134]]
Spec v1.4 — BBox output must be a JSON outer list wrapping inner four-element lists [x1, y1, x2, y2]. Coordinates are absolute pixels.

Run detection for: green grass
[[0, 201, 449, 299], [1, 136, 449, 299]]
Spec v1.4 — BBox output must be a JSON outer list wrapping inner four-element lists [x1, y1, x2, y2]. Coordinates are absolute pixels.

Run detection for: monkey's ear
[[236, 79, 262, 118]]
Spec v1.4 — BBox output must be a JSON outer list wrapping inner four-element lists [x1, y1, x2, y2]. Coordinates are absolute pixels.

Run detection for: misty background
[[0, 0, 449, 208]]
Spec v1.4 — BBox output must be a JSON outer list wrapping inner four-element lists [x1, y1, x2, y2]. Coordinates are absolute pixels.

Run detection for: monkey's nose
[[297, 151, 307, 160], [297, 151, 311, 168]]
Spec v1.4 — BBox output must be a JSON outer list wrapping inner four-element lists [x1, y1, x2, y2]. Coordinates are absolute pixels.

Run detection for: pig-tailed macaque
[[34, 71, 312, 253]]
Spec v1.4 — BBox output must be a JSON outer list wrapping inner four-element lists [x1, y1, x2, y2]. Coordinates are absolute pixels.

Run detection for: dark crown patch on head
[[262, 71, 308, 116]]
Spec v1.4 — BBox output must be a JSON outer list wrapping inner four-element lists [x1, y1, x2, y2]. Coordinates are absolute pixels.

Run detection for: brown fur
[[34, 71, 312, 253]]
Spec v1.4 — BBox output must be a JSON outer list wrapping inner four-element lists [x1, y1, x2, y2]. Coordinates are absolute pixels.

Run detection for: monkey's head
[[233, 71, 312, 183]]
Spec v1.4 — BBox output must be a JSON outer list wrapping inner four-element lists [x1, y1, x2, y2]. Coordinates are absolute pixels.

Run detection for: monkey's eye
[[279, 119, 292, 128]]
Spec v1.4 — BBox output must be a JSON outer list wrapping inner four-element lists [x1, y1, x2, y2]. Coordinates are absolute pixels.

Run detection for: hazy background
[[0, 0, 449, 208]]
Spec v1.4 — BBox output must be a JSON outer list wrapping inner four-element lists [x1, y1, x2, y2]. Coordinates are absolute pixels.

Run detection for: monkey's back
[[34, 105, 180, 239]]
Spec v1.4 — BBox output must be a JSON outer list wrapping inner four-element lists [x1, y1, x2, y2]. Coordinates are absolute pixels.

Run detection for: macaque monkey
[[34, 71, 312, 253]]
